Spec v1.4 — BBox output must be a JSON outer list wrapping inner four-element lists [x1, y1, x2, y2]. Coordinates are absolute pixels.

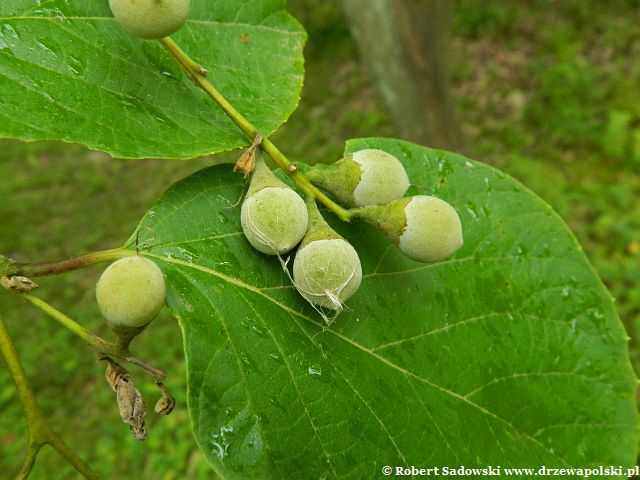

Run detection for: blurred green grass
[[1, 0, 639, 477]]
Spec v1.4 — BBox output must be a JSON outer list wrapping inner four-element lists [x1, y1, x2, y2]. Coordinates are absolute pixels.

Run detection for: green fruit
[[400, 196, 463, 262], [109, 0, 191, 39], [241, 155, 308, 255], [96, 256, 166, 328], [293, 239, 362, 310], [293, 199, 362, 310], [306, 149, 410, 207], [241, 188, 309, 255], [355, 195, 463, 263]]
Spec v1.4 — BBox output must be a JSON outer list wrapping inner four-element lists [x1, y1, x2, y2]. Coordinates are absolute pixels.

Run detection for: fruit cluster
[[94, 150, 464, 330], [102, 3, 462, 323], [241, 149, 463, 313]]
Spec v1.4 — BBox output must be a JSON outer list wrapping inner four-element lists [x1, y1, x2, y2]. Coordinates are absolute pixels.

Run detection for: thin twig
[[12, 248, 134, 279], [24, 295, 167, 382], [158, 37, 353, 222], [0, 312, 99, 479], [23, 294, 111, 351]]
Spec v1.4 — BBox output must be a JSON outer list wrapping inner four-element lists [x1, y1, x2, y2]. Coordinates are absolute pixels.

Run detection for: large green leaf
[[131, 138, 638, 478], [0, 0, 305, 159]]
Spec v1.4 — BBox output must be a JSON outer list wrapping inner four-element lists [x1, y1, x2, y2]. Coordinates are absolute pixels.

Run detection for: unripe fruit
[[306, 149, 410, 207], [109, 0, 191, 39], [293, 200, 362, 310], [241, 155, 308, 255], [356, 195, 463, 263], [96, 256, 166, 328]]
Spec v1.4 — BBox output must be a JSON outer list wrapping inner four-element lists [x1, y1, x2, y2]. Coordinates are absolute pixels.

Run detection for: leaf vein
[[235, 288, 340, 479]]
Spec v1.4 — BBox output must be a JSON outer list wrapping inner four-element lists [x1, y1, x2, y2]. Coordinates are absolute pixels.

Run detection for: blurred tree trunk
[[340, 0, 464, 151]]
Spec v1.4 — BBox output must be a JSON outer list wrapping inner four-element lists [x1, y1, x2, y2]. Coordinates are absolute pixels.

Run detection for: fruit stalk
[[22, 294, 166, 382], [23, 294, 113, 351]]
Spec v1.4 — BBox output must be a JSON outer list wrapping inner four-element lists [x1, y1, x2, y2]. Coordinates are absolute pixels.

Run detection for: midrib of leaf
[[145, 252, 265, 295], [173, 268, 285, 480], [149, 252, 576, 468], [149, 232, 244, 250], [237, 288, 340, 479], [282, 305, 411, 468]]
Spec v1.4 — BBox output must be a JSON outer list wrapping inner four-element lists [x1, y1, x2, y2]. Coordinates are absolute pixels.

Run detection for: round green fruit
[[354, 195, 463, 263], [351, 149, 410, 206], [306, 149, 409, 207], [241, 187, 309, 255], [109, 0, 191, 39], [293, 238, 362, 310], [399, 196, 463, 262], [96, 256, 166, 328]]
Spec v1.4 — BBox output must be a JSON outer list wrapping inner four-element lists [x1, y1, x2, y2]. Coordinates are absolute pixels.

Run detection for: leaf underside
[[132, 138, 638, 479], [0, 0, 305, 159]]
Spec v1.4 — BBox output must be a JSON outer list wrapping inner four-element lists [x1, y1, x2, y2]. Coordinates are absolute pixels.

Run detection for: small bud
[[154, 382, 176, 415], [241, 155, 308, 255], [307, 149, 410, 207], [233, 135, 263, 178], [1, 275, 38, 293], [293, 199, 362, 311], [355, 195, 463, 263]]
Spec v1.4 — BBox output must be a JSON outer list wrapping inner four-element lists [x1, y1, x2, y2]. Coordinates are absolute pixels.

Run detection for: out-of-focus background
[[1, 1, 639, 477]]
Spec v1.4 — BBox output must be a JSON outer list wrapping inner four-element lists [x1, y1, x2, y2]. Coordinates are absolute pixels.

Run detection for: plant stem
[[21, 295, 166, 382], [158, 37, 353, 222], [15, 443, 41, 480], [22, 295, 111, 351], [15, 248, 134, 278], [0, 315, 42, 430], [0, 312, 99, 479]]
